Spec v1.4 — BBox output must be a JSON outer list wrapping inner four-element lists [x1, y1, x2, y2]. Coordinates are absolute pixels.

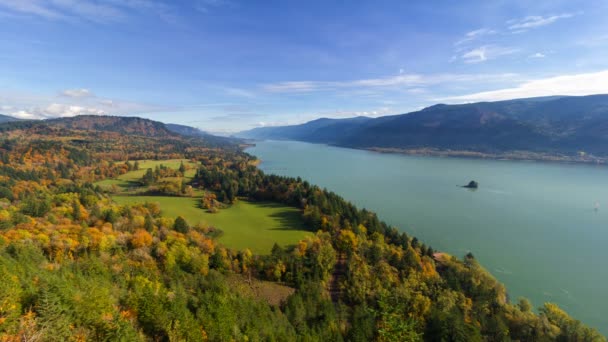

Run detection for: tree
[[518, 297, 532, 312], [72, 199, 82, 221], [144, 215, 154, 232], [142, 168, 155, 185], [173, 216, 189, 233], [337, 229, 358, 255]]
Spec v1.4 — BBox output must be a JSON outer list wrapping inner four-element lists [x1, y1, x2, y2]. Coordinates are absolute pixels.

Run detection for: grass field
[[95, 159, 198, 191], [112, 195, 310, 254]]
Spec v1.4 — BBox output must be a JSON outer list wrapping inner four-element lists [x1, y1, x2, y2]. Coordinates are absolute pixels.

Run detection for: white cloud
[[0, 0, 179, 23], [221, 87, 256, 98], [10, 103, 106, 119], [462, 47, 487, 63], [507, 13, 576, 32], [61, 88, 94, 98], [441, 69, 608, 103], [0, 0, 124, 22], [0, 88, 167, 119], [455, 28, 496, 46], [529, 52, 546, 58], [460, 45, 518, 63], [0, 0, 66, 20], [263, 72, 519, 93]]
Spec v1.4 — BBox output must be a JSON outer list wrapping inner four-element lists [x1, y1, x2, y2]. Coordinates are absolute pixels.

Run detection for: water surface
[[247, 140, 608, 334]]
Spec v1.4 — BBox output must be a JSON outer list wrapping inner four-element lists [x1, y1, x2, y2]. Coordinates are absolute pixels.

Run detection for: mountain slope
[[45, 115, 175, 137], [166, 122, 243, 146], [166, 123, 207, 136], [238, 94, 608, 156], [238, 116, 372, 143], [0, 114, 22, 124]]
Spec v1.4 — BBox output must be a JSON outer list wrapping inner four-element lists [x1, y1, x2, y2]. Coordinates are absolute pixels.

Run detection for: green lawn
[[112, 195, 311, 254]]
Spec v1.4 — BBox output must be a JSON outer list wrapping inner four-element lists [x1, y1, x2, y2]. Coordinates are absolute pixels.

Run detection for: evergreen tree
[[173, 216, 189, 233]]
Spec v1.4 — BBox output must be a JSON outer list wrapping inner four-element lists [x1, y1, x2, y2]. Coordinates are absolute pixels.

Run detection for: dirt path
[[328, 256, 347, 303]]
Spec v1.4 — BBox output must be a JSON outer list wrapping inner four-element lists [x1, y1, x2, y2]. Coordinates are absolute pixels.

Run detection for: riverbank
[[366, 147, 608, 165]]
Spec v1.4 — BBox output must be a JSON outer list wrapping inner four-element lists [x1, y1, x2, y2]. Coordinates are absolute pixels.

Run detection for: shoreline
[[365, 147, 608, 166], [242, 139, 608, 166]]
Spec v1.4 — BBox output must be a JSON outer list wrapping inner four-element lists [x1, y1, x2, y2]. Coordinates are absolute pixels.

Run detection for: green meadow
[[95, 159, 198, 191], [100, 159, 310, 253], [113, 196, 310, 254]]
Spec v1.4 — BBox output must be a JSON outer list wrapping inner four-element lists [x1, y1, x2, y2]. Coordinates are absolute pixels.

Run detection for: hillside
[[0, 114, 240, 148], [166, 123, 207, 136], [0, 114, 21, 124], [240, 116, 372, 143], [238, 94, 608, 158], [166, 123, 241, 146], [45, 115, 175, 137]]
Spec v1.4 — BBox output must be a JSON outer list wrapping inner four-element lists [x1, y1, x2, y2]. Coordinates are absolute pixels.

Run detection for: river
[[246, 140, 608, 334]]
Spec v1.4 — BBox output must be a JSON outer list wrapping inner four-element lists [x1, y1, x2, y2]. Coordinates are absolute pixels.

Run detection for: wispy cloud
[[0, 0, 182, 23], [195, 0, 233, 13], [507, 13, 577, 32], [577, 34, 608, 47], [220, 87, 256, 99], [0, 0, 125, 22], [60, 88, 94, 98], [441, 69, 608, 103], [262, 72, 519, 93], [528, 52, 546, 59], [455, 28, 496, 46], [460, 45, 518, 63]]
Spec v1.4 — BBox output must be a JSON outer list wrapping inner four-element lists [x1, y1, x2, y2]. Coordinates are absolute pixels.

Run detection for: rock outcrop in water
[[463, 180, 478, 189]]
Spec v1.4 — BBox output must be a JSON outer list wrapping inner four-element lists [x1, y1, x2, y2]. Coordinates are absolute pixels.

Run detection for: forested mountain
[[46, 115, 176, 137], [241, 116, 373, 143], [0, 114, 22, 124], [166, 123, 207, 136], [0, 116, 603, 341], [238, 94, 608, 157], [0, 114, 239, 148], [166, 123, 241, 146]]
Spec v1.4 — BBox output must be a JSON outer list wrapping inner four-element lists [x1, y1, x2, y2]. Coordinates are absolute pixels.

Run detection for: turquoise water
[[247, 140, 608, 334]]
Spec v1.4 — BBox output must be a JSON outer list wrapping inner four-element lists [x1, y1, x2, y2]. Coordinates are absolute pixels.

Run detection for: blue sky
[[1, 0, 607, 133]]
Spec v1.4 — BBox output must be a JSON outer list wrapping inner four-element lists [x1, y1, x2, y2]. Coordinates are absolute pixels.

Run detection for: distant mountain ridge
[[0, 115, 240, 147], [242, 116, 372, 144], [166, 123, 207, 137], [0, 114, 23, 124], [46, 115, 175, 137], [238, 94, 608, 156], [166, 123, 242, 146]]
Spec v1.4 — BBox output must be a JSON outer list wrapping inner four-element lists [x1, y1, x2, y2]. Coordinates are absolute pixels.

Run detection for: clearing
[[95, 159, 198, 192], [113, 195, 310, 254]]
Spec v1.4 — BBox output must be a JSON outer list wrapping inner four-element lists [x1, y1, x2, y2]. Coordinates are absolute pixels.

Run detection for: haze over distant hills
[[0, 114, 22, 124], [238, 94, 608, 156]]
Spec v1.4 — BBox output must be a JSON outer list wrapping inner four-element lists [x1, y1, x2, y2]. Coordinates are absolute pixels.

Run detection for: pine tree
[[144, 214, 154, 232], [173, 216, 189, 233]]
